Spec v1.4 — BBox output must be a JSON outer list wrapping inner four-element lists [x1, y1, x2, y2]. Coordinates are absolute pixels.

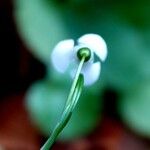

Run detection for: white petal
[[70, 62, 101, 86], [51, 39, 74, 73], [82, 62, 101, 86], [78, 34, 107, 61]]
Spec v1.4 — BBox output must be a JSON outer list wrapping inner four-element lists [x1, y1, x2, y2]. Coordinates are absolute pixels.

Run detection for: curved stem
[[41, 56, 86, 150], [65, 55, 85, 106]]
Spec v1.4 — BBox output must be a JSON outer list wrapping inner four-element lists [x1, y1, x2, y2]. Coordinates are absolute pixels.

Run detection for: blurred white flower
[[51, 34, 107, 86]]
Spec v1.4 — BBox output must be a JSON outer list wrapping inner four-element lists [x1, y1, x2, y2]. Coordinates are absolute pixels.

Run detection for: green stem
[[41, 56, 86, 150], [65, 55, 85, 106]]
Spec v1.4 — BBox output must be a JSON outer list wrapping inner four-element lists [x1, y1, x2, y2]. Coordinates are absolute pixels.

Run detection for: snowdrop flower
[[51, 34, 107, 86]]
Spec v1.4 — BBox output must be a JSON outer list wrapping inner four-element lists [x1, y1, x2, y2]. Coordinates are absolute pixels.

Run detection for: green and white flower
[[51, 33, 107, 86]]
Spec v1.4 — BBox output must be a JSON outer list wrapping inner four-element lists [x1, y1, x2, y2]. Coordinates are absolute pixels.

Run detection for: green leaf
[[25, 80, 68, 135], [118, 80, 150, 137], [102, 20, 150, 92], [25, 79, 101, 140], [15, 0, 68, 65]]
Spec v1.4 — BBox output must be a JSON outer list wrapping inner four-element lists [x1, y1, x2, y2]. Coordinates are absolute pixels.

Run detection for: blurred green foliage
[[15, 0, 150, 139], [118, 80, 150, 137], [26, 79, 101, 140]]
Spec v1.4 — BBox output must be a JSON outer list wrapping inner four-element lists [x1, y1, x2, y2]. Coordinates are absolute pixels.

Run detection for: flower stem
[[65, 55, 86, 106], [41, 55, 87, 150]]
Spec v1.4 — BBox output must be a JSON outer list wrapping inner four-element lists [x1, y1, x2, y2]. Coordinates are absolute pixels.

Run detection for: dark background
[[0, 0, 45, 99]]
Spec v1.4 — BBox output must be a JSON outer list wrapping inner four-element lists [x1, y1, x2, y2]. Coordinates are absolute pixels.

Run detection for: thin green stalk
[[41, 55, 86, 150], [65, 55, 85, 106]]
